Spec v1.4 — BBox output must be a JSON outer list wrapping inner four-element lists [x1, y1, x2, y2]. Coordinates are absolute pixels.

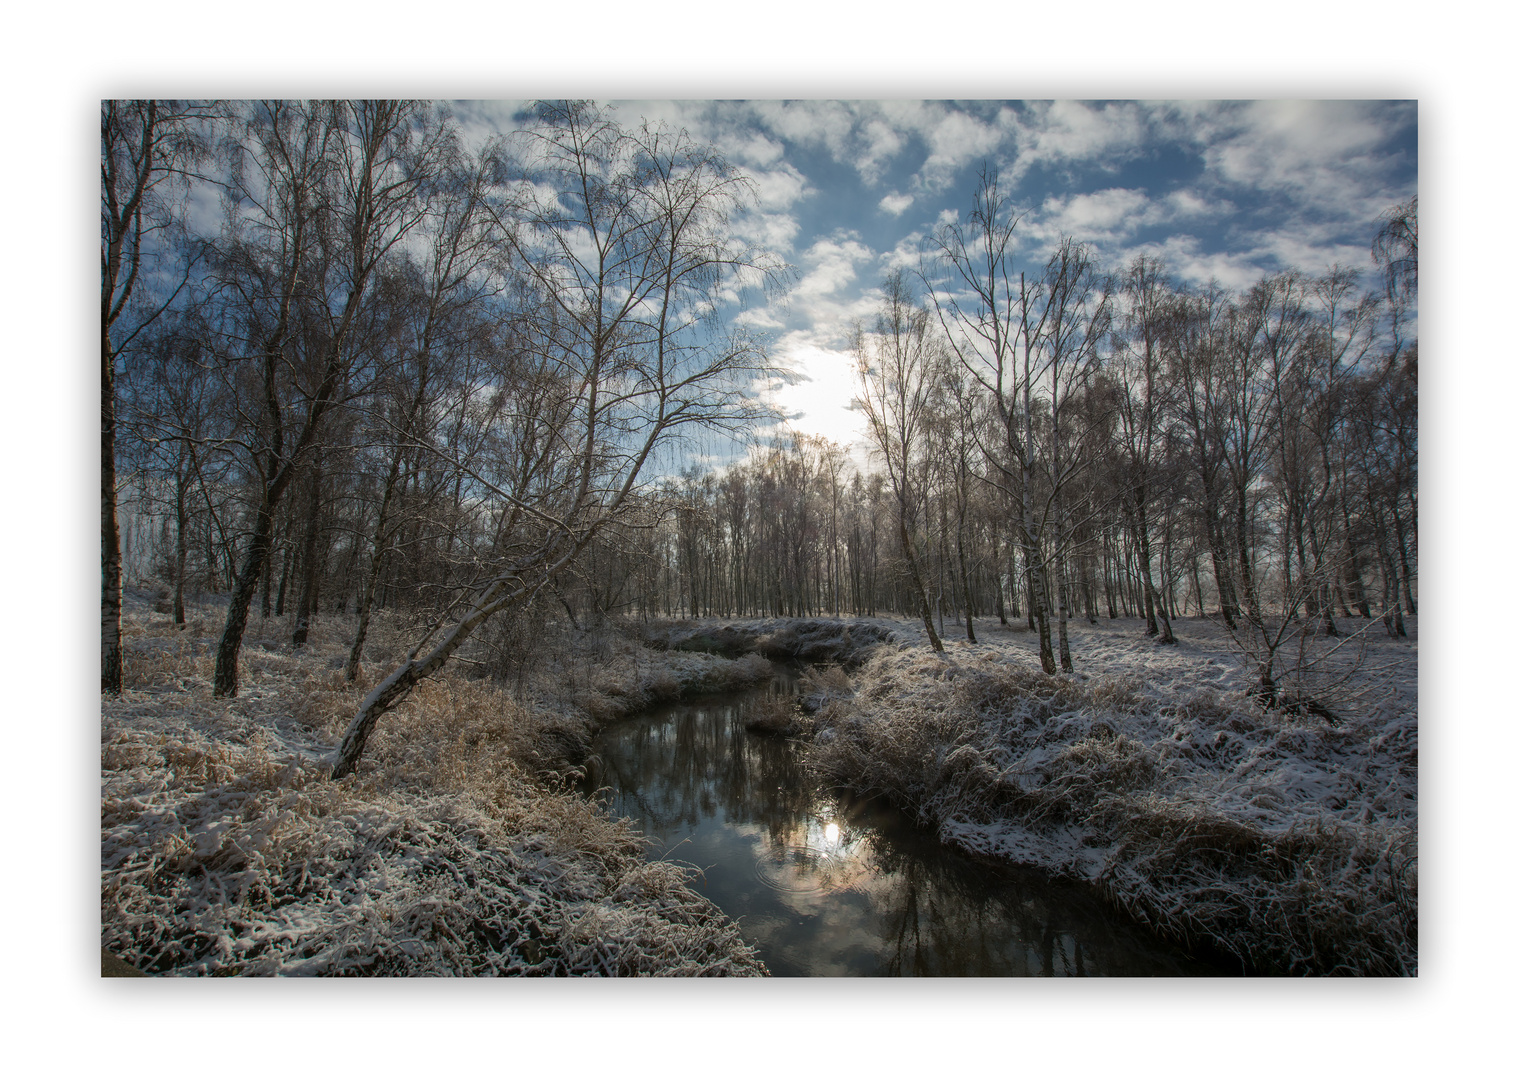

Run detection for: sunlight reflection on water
[[584, 667, 1230, 977]]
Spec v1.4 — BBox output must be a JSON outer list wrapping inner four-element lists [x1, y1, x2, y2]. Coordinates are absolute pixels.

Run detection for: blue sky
[[458, 99, 1416, 456]]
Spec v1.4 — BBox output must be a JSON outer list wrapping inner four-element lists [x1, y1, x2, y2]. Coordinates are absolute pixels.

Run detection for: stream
[[583, 664, 1233, 977]]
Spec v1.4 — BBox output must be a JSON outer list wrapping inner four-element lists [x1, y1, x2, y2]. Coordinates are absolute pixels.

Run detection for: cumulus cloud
[[1038, 187, 1156, 237], [565, 98, 1411, 392], [1163, 188, 1230, 220], [737, 100, 1016, 194], [750, 100, 857, 160], [1156, 100, 1416, 228], [1000, 101, 1151, 185], [1122, 235, 1267, 291], [880, 231, 926, 272], [746, 164, 812, 212], [775, 233, 889, 346], [731, 209, 803, 255]]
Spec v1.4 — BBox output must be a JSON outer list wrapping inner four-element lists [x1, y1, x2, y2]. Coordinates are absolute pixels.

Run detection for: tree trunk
[[212, 502, 276, 698], [956, 509, 976, 644], [173, 462, 188, 627], [102, 326, 124, 695], [1021, 530, 1055, 673], [1235, 487, 1262, 626], [1391, 502, 1416, 614], [1051, 498, 1073, 672], [899, 509, 944, 653], [1135, 501, 1174, 643], [991, 529, 1008, 625], [292, 461, 323, 647]]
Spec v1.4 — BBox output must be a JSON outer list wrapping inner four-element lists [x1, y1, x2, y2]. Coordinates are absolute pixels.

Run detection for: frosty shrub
[[804, 647, 1417, 976]]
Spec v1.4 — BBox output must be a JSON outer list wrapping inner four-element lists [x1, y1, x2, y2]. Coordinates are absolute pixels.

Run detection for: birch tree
[[333, 101, 778, 778], [207, 100, 449, 697], [101, 99, 213, 692]]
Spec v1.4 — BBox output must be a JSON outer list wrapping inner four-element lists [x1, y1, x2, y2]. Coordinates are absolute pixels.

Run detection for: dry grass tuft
[[744, 695, 804, 735]]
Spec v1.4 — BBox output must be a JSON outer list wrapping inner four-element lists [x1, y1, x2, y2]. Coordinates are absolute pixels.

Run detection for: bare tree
[[206, 100, 449, 697], [1372, 195, 1417, 305], [332, 101, 779, 778], [1036, 239, 1112, 667], [853, 271, 947, 653], [926, 169, 1054, 671], [1111, 255, 1177, 644], [101, 100, 213, 692], [343, 144, 502, 681]]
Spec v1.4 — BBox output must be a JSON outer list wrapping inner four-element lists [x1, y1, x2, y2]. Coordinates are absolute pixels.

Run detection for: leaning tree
[[332, 101, 780, 778]]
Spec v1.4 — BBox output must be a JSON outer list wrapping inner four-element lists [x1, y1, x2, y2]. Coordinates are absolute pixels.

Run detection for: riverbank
[[101, 594, 773, 976], [102, 597, 1416, 976], [787, 613, 1417, 975]]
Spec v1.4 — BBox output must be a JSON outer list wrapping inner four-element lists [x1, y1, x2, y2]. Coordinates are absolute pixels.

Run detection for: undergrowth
[[805, 649, 1417, 976], [102, 598, 772, 977]]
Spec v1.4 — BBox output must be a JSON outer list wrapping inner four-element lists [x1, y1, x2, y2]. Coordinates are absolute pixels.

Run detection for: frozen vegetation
[[101, 591, 772, 976], [636, 610, 1416, 974], [103, 587, 1414, 977], [797, 614, 1416, 975]]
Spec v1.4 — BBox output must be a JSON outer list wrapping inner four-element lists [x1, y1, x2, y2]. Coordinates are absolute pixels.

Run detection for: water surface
[[584, 667, 1231, 976]]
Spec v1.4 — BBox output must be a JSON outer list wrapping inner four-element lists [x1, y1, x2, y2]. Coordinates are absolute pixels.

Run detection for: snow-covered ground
[[102, 590, 1415, 976], [100, 593, 773, 976], [795, 611, 1417, 975]]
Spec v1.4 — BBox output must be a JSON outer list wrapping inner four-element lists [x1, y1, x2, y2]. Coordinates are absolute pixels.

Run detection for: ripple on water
[[753, 844, 850, 895]]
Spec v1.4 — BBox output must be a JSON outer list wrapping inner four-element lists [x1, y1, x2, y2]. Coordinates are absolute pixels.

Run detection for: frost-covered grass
[[102, 594, 772, 977], [798, 614, 1417, 976], [638, 616, 895, 664]]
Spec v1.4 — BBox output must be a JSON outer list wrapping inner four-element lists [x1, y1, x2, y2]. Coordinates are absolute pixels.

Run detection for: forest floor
[[100, 590, 776, 976], [727, 608, 1418, 975], [102, 593, 1417, 977]]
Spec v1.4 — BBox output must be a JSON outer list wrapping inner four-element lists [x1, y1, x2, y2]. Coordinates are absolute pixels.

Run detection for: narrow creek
[[583, 664, 1233, 977]]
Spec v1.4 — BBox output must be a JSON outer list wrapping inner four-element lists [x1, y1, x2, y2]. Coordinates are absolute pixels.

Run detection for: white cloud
[[794, 233, 874, 300], [1179, 100, 1415, 223], [1163, 188, 1230, 220], [1038, 187, 1155, 237], [731, 209, 802, 254], [878, 192, 914, 216], [750, 100, 856, 159], [916, 105, 1008, 191], [727, 164, 811, 255], [772, 234, 890, 349], [745, 164, 811, 212], [1124, 235, 1266, 291], [879, 231, 926, 272], [1244, 229, 1379, 278], [857, 118, 905, 184], [1001, 101, 1150, 185], [728, 131, 786, 168]]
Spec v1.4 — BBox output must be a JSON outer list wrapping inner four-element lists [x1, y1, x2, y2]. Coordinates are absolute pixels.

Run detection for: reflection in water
[[583, 668, 1229, 977]]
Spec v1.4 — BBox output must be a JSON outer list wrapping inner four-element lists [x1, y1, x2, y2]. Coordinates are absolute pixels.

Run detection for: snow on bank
[[102, 598, 771, 976], [638, 616, 897, 664], [794, 613, 1417, 975]]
